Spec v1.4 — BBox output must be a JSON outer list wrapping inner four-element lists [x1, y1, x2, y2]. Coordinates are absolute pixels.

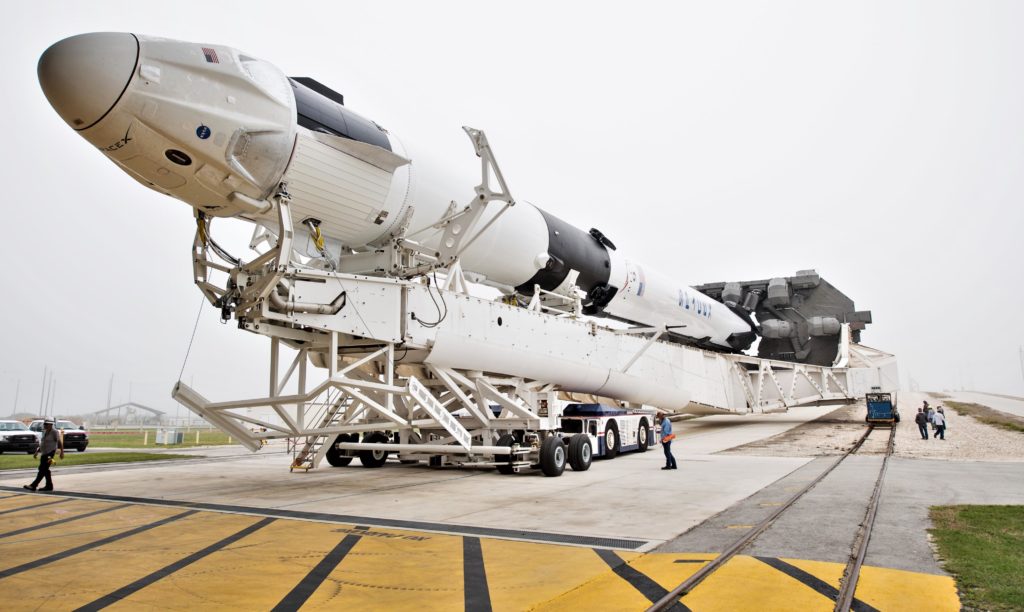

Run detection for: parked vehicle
[[865, 392, 899, 424], [0, 420, 40, 454], [29, 419, 89, 451], [558, 403, 655, 459]]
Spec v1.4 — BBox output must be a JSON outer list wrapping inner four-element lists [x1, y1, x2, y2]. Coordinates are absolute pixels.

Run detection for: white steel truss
[[174, 129, 897, 469]]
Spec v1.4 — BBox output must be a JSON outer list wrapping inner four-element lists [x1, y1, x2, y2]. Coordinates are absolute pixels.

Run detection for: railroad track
[[648, 423, 897, 612]]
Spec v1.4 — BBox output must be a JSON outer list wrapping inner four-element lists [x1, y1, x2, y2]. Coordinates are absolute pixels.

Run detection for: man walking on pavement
[[657, 413, 677, 470], [24, 417, 63, 491], [915, 407, 929, 440]]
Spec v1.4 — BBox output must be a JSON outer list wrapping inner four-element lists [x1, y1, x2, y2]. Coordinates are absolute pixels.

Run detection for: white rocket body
[[38, 32, 755, 352]]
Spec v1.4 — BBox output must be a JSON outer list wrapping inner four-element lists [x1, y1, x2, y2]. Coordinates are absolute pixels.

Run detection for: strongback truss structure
[[173, 129, 898, 470]]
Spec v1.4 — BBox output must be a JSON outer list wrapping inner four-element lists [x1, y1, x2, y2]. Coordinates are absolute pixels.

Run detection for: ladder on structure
[[289, 392, 351, 472]]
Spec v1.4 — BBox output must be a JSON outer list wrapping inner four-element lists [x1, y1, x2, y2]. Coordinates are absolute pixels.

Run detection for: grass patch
[[944, 401, 1024, 434], [86, 430, 236, 448], [0, 452, 196, 470], [928, 392, 952, 400], [930, 505, 1024, 611]]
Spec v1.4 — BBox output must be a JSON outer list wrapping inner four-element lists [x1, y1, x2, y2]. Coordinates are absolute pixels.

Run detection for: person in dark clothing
[[914, 407, 929, 440], [657, 413, 677, 470], [24, 418, 63, 491]]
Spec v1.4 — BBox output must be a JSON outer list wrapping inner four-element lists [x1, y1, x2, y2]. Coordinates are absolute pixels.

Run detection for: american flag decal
[[202, 47, 219, 63]]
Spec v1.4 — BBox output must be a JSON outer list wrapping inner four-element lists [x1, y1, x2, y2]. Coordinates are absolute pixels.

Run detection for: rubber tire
[[539, 436, 566, 477], [359, 432, 390, 468], [637, 419, 650, 452], [894, 412, 901, 423], [77, 445, 87, 452], [325, 433, 356, 467], [568, 434, 592, 472], [496, 433, 516, 474], [603, 421, 620, 459]]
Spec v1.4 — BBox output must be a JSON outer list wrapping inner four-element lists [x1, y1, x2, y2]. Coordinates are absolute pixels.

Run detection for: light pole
[[38, 366, 48, 415], [11, 379, 18, 417]]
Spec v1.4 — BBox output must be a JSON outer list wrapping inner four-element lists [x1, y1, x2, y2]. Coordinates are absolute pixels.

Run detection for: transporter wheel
[[358, 432, 390, 468], [77, 445, 87, 452], [568, 434, 592, 472], [539, 436, 566, 477], [325, 433, 356, 467], [604, 421, 620, 459], [637, 419, 650, 452], [495, 433, 517, 475]]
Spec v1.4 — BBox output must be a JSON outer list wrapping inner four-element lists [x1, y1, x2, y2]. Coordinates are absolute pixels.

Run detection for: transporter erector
[[37, 33, 896, 474]]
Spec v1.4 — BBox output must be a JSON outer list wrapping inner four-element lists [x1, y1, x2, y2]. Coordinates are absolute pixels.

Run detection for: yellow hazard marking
[[303, 526, 465, 609], [758, 502, 784, 507], [0, 494, 57, 514], [856, 564, 960, 611], [105, 517, 354, 610], [487, 540, 642, 611], [683, 555, 841, 611], [0, 501, 146, 572], [4, 509, 257, 607], [0, 494, 960, 611], [726, 524, 755, 529]]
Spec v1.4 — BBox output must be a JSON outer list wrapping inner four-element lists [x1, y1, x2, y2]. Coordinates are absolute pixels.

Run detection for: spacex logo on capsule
[[100, 126, 132, 152]]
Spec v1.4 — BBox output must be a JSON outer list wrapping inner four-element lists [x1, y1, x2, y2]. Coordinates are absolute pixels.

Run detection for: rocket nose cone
[[38, 32, 139, 131]]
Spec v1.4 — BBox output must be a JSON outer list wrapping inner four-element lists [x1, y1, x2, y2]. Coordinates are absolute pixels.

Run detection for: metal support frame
[[725, 333, 856, 413], [173, 356, 546, 468], [174, 128, 897, 472]]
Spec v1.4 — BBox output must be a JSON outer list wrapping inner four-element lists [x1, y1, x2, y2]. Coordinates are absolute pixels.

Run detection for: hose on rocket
[[195, 213, 240, 266], [413, 271, 448, 328]]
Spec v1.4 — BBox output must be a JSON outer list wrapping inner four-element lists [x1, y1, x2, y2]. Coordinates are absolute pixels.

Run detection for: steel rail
[[833, 424, 897, 611], [646, 425, 878, 612]]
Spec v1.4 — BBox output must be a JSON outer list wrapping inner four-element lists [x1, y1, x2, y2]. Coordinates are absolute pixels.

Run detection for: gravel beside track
[[718, 392, 1024, 461]]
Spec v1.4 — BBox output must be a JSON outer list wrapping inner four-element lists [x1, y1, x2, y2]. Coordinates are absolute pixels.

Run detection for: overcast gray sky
[[2, 1, 1022, 418]]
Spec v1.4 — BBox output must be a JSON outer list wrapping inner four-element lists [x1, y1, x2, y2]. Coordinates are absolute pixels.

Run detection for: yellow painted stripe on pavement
[[533, 550, 655, 611], [643, 553, 836, 611], [103, 518, 355, 610], [0, 499, 116, 541], [856, 564, 959, 612], [302, 526, 464, 610], [0, 494, 963, 612], [483, 538, 631, 611], [0, 494, 59, 513], [0, 501, 150, 571], [2, 510, 260, 609]]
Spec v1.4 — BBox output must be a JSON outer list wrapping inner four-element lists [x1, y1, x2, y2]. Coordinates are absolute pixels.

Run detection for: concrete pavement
[[2, 401, 1015, 610]]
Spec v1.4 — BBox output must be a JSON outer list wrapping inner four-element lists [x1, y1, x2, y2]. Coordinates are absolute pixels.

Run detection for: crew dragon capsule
[[38, 32, 757, 352]]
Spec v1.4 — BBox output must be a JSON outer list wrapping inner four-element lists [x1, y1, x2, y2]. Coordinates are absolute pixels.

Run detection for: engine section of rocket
[[38, 32, 757, 352]]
